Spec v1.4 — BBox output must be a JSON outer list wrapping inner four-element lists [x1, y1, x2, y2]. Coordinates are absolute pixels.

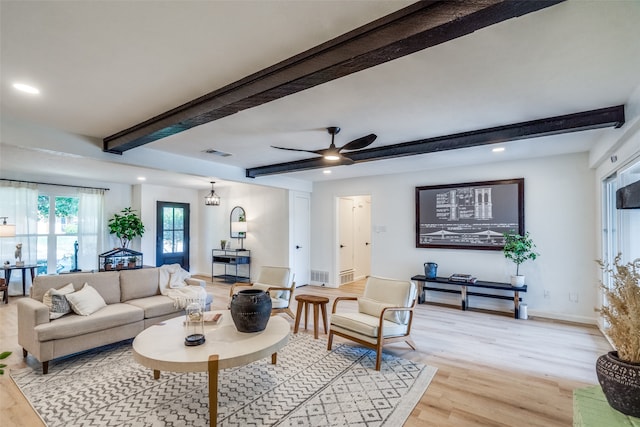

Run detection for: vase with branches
[[595, 255, 640, 417]]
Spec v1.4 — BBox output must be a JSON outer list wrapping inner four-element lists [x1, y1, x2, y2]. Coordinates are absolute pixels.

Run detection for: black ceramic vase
[[230, 289, 272, 333], [596, 351, 640, 418]]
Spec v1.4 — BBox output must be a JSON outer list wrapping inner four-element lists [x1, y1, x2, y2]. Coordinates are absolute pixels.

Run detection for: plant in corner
[[108, 207, 145, 249], [502, 231, 539, 286], [595, 255, 640, 417]]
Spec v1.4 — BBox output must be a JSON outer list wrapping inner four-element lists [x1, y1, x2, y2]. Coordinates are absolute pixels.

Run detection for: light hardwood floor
[[0, 277, 611, 426]]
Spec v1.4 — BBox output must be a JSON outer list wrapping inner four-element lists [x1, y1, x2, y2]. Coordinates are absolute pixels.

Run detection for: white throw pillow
[[66, 283, 107, 316], [43, 283, 75, 320], [358, 296, 404, 324]]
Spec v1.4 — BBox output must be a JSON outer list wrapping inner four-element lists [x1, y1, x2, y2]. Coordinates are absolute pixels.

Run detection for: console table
[[411, 275, 526, 319], [212, 249, 250, 283]]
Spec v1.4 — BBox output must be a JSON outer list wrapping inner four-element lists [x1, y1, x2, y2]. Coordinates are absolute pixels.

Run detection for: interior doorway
[[337, 195, 371, 285]]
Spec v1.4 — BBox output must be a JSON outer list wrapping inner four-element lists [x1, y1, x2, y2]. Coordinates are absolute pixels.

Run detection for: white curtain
[[77, 188, 105, 271], [0, 180, 38, 294]]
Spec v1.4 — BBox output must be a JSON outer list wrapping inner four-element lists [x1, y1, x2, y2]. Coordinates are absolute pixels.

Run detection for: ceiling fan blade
[[339, 134, 377, 152], [271, 145, 323, 155], [338, 155, 355, 165]]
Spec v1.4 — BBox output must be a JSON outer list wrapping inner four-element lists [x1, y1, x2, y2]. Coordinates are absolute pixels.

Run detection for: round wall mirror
[[230, 206, 246, 238]]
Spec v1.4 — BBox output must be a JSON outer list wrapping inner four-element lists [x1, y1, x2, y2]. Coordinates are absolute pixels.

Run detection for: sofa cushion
[[35, 303, 144, 341], [66, 284, 107, 316], [330, 312, 408, 338], [32, 271, 120, 303], [125, 295, 182, 319], [120, 268, 160, 302], [42, 282, 75, 319]]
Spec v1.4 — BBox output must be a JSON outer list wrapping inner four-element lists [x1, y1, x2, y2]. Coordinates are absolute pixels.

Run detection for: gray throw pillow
[[50, 293, 72, 319]]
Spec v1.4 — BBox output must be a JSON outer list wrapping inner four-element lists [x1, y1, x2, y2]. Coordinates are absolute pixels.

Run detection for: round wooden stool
[[294, 294, 330, 339]]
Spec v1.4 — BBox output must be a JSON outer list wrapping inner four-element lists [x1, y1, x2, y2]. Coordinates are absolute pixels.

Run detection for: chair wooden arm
[[229, 282, 253, 297], [331, 296, 358, 313], [379, 305, 416, 335]]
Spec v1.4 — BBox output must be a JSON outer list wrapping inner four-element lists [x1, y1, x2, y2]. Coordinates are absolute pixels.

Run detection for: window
[[1, 182, 104, 279], [602, 157, 640, 265], [38, 194, 79, 274]]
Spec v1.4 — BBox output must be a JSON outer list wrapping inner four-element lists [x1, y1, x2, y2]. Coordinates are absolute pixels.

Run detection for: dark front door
[[156, 202, 190, 270]]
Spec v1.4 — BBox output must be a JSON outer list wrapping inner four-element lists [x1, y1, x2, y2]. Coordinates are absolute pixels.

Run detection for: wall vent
[[203, 148, 232, 157], [311, 270, 329, 284], [340, 269, 354, 285]]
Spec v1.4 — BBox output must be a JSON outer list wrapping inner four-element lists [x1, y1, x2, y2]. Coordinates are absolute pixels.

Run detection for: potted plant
[[108, 207, 145, 249], [128, 256, 138, 269], [502, 231, 539, 286], [0, 351, 11, 375], [595, 256, 640, 417], [104, 257, 113, 271], [220, 240, 227, 250]]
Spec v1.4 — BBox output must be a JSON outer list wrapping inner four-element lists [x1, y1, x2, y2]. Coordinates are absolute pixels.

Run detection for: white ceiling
[[1, 0, 640, 189]]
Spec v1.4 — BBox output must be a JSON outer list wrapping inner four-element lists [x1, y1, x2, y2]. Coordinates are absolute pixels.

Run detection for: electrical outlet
[[569, 292, 579, 303], [544, 289, 550, 298]]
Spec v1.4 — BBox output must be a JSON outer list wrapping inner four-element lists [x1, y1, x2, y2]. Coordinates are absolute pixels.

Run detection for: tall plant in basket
[[595, 255, 640, 417]]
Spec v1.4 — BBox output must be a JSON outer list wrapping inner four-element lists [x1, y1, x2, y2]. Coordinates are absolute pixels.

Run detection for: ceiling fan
[[271, 127, 377, 164]]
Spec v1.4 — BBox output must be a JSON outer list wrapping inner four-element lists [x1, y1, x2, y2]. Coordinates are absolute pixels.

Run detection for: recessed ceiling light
[[137, 176, 146, 181], [323, 170, 332, 174], [13, 83, 40, 94], [492, 147, 505, 153]]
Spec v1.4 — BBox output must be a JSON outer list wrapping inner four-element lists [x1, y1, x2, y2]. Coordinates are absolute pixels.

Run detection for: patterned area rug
[[11, 333, 436, 426]]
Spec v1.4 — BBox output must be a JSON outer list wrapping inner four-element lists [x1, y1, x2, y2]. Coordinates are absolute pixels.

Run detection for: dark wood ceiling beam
[[245, 105, 625, 178], [103, 0, 564, 154]]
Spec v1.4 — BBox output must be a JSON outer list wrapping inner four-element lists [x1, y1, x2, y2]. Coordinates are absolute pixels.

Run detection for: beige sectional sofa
[[17, 267, 212, 374]]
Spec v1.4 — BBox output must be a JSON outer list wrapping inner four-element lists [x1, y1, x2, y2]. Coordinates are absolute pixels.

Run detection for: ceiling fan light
[[324, 154, 341, 161]]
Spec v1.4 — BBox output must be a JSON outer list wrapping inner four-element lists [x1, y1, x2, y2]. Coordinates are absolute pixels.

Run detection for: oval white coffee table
[[132, 310, 290, 426]]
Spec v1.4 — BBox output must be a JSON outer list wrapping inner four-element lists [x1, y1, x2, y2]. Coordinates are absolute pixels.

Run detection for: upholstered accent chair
[[230, 266, 296, 319], [328, 276, 417, 370]]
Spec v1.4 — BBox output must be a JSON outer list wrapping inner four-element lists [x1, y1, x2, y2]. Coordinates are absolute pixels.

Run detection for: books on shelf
[[448, 274, 477, 284]]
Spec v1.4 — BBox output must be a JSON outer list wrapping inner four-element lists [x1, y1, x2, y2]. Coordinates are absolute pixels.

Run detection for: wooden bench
[[411, 275, 527, 319]]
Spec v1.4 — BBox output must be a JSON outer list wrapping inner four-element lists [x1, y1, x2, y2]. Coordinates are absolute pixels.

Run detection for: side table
[[0, 278, 7, 304], [294, 295, 329, 339], [3, 264, 37, 297]]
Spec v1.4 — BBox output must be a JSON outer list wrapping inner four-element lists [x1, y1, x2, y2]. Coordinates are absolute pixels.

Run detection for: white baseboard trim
[[528, 310, 598, 325]]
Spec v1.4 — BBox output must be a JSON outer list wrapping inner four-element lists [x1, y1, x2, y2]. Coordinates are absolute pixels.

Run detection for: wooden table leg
[[271, 352, 277, 364], [320, 303, 328, 334], [208, 354, 219, 427], [312, 302, 319, 339], [461, 286, 468, 310], [153, 369, 160, 380], [294, 300, 304, 333], [304, 302, 309, 330]]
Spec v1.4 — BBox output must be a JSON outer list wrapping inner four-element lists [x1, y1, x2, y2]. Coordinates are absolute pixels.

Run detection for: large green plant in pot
[[595, 256, 640, 417], [502, 231, 539, 286], [108, 207, 145, 248]]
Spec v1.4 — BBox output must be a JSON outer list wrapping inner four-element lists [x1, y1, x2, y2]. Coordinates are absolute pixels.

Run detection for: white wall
[[311, 152, 598, 323], [194, 182, 289, 281], [130, 181, 289, 279]]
